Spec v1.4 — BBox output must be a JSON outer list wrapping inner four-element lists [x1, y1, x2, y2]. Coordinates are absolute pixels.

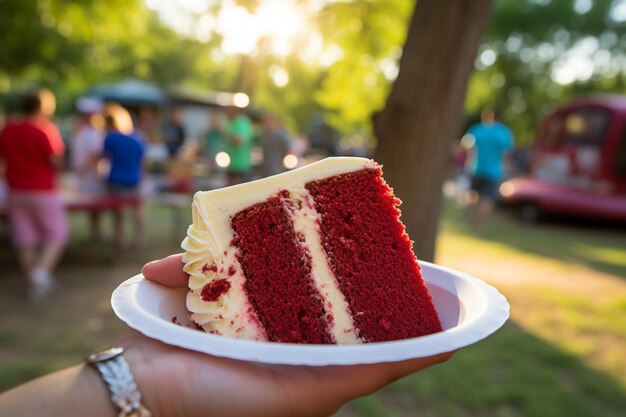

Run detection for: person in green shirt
[[224, 106, 254, 185]]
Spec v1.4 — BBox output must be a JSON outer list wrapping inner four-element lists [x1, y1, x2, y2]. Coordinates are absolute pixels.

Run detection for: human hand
[[122, 254, 454, 417]]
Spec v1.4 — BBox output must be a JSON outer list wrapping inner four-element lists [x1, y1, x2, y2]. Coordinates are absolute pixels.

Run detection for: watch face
[[86, 347, 124, 363]]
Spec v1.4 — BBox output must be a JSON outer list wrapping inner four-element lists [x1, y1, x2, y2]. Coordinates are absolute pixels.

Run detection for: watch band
[[86, 347, 152, 417]]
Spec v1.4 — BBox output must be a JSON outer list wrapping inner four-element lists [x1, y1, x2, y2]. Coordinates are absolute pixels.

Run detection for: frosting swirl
[[182, 200, 266, 340]]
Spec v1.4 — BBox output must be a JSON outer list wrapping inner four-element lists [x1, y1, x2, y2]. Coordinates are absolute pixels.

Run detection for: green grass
[[530, 287, 626, 339], [357, 323, 626, 417], [350, 396, 402, 417], [1, 201, 625, 417], [338, 203, 626, 417], [0, 363, 57, 392], [343, 312, 626, 417], [440, 203, 626, 279], [0, 201, 186, 393], [0, 330, 19, 347]]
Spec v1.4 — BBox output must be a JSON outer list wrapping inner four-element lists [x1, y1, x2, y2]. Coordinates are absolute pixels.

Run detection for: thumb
[[142, 254, 188, 288]]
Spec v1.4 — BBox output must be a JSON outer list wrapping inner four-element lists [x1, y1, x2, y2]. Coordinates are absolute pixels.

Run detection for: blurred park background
[[1, 0, 626, 416]]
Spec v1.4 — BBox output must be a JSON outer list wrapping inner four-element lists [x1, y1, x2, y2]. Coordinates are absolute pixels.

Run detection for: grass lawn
[[338, 203, 626, 417], [1, 199, 625, 417], [0, 203, 187, 390]]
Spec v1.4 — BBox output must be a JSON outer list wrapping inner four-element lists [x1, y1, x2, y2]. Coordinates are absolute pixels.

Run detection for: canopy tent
[[84, 80, 248, 109], [85, 79, 167, 106]]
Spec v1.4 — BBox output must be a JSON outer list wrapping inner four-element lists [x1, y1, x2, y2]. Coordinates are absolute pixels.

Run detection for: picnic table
[[0, 192, 142, 216], [0, 191, 193, 243], [0, 193, 143, 242]]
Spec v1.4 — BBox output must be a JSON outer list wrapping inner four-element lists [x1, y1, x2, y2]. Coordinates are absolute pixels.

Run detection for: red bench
[[0, 193, 142, 217], [60, 194, 142, 213], [0, 193, 143, 242]]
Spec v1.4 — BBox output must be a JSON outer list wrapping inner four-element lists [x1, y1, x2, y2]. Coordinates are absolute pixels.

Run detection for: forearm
[[0, 364, 116, 417]]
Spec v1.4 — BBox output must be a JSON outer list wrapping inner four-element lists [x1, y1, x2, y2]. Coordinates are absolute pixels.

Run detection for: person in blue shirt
[[103, 104, 146, 248], [465, 108, 514, 226]]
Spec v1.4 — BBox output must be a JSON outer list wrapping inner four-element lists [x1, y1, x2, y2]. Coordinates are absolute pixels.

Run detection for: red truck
[[499, 95, 626, 222]]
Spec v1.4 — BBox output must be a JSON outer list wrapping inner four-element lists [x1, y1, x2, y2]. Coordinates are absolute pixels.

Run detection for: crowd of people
[[204, 105, 294, 185], [0, 88, 299, 300], [0, 89, 148, 299]]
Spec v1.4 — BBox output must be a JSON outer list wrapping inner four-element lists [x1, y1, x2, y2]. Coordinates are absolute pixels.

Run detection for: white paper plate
[[111, 261, 509, 365]]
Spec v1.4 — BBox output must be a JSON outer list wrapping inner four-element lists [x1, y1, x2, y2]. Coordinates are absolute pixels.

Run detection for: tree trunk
[[373, 0, 492, 262]]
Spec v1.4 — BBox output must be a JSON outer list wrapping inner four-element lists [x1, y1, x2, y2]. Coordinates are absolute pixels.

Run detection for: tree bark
[[373, 0, 492, 262]]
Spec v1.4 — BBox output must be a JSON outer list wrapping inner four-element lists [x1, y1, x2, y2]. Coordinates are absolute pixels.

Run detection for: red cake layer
[[305, 168, 442, 342], [231, 192, 334, 344]]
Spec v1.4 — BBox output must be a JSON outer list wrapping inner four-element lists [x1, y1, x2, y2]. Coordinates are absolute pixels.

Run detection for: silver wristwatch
[[86, 347, 152, 417]]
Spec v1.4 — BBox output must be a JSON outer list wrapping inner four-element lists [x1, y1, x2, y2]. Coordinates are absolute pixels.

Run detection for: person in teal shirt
[[224, 106, 254, 185], [465, 108, 514, 226], [205, 111, 226, 158]]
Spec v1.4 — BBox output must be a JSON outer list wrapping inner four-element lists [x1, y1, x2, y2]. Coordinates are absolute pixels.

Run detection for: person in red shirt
[[0, 89, 68, 300]]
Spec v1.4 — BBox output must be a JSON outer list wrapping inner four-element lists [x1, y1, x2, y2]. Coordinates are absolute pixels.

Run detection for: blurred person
[[451, 139, 470, 206], [223, 105, 254, 185], [464, 108, 514, 227], [71, 97, 105, 240], [510, 146, 532, 177], [103, 104, 146, 249], [0, 254, 453, 417], [138, 106, 168, 173], [163, 107, 186, 158], [259, 113, 292, 177], [205, 110, 226, 159], [0, 89, 68, 300], [308, 115, 340, 156], [292, 133, 309, 158]]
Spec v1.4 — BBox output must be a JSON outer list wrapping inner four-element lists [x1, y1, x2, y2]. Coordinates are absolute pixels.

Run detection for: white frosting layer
[[287, 189, 361, 343], [182, 157, 375, 343]]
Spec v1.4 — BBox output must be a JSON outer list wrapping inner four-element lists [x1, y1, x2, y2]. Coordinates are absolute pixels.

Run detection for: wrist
[[81, 364, 120, 417], [121, 346, 159, 416], [113, 332, 191, 417], [120, 343, 184, 417], [87, 347, 153, 417]]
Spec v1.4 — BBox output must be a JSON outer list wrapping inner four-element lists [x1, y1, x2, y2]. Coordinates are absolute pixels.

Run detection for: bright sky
[[146, 0, 626, 88], [144, 0, 327, 57], [143, 0, 350, 87]]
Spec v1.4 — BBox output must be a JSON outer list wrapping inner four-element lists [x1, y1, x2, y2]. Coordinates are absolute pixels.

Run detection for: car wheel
[[519, 202, 541, 223]]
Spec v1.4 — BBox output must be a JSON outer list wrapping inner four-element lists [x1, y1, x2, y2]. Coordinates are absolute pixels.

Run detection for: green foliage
[[0, 0, 211, 112], [315, 0, 413, 133], [467, 0, 626, 145], [2, 0, 626, 142], [253, 56, 326, 133]]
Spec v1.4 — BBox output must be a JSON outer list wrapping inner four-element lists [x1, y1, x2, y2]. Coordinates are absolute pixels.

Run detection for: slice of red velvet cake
[[182, 157, 442, 344]]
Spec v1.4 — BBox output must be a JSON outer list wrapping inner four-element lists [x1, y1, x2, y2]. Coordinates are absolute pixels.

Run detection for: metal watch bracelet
[[85, 347, 152, 417]]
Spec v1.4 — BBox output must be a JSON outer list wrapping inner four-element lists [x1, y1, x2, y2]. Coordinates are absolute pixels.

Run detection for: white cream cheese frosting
[[182, 157, 376, 343]]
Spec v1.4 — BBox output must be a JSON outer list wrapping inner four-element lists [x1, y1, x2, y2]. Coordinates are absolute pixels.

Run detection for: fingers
[[312, 351, 455, 401], [383, 350, 455, 382], [141, 254, 188, 288]]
